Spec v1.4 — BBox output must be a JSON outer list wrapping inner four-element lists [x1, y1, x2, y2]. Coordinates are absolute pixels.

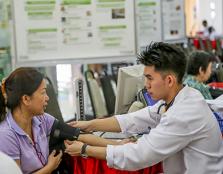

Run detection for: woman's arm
[[64, 141, 107, 160], [33, 150, 62, 174], [15, 160, 21, 167], [15, 151, 62, 174]]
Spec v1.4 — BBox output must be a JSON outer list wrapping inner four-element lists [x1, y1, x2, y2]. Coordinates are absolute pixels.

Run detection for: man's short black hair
[[187, 51, 214, 76], [137, 42, 186, 84]]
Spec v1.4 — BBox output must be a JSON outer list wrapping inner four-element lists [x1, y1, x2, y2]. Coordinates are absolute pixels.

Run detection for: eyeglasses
[[33, 142, 46, 166]]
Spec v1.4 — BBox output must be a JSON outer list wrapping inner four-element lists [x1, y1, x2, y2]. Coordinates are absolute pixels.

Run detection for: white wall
[[196, 0, 223, 34]]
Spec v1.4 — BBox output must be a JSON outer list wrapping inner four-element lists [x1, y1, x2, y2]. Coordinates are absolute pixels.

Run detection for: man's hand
[[68, 117, 121, 133], [68, 121, 93, 132], [64, 140, 84, 156], [118, 138, 136, 145]]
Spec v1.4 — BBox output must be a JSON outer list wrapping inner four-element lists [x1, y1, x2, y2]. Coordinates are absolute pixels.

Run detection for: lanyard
[[33, 141, 46, 166]]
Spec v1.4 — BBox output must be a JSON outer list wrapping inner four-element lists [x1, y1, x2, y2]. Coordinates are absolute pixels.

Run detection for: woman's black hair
[[187, 51, 214, 76], [0, 67, 44, 121]]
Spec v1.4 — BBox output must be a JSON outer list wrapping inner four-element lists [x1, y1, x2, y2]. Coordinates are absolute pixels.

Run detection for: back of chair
[[85, 70, 108, 118], [100, 73, 116, 115], [216, 39, 222, 58], [206, 40, 213, 53], [213, 112, 223, 134], [216, 63, 223, 82], [198, 38, 206, 51], [45, 77, 64, 122]]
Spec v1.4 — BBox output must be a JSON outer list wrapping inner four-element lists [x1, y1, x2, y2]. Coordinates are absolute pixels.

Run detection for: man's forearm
[[90, 116, 121, 132], [86, 145, 107, 160], [78, 134, 120, 147]]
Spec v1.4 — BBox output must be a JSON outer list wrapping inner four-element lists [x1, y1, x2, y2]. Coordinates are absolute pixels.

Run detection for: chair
[[213, 112, 223, 134], [216, 63, 223, 82], [216, 39, 222, 58], [206, 39, 213, 53], [100, 72, 116, 115], [45, 77, 64, 122], [85, 70, 108, 118], [198, 38, 206, 51]]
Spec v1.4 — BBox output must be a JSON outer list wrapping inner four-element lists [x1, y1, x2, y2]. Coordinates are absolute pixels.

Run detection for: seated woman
[[0, 67, 126, 174], [184, 51, 214, 99]]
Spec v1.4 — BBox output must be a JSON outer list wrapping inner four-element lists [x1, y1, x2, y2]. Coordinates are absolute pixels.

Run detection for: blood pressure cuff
[[49, 119, 80, 153]]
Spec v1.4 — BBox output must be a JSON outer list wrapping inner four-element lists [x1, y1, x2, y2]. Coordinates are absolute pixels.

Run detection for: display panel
[[13, 0, 136, 63]]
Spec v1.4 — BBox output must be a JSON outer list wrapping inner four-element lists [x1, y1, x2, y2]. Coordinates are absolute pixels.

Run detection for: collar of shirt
[[184, 75, 204, 86], [168, 85, 188, 107], [158, 85, 188, 115], [6, 111, 42, 137]]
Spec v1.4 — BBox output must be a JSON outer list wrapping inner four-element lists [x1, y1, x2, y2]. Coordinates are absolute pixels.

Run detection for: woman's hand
[[45, 150, 63, 172], [64, 140, 84, 156]]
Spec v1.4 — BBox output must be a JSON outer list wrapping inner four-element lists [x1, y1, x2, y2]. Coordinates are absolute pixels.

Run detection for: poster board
[[135, 0, 186, 51], [0, 0, 10, 48], [162, 0, 186, 42], [12, 0, 136, 63], [12, 0, 186, 65], [135, 0, 162, 52]]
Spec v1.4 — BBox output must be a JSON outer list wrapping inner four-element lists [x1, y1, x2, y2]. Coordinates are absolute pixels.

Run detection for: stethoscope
[[157, 98, 175, 114], [138, 98, 175, 138], [139, 99, 175, 137]]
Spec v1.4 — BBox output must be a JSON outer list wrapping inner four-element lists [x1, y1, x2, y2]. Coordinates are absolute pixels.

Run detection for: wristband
[[80, 143, 88, 158]]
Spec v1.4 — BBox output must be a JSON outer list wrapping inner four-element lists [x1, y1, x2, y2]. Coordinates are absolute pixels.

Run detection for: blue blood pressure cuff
[[49, 119, 80, 153]]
